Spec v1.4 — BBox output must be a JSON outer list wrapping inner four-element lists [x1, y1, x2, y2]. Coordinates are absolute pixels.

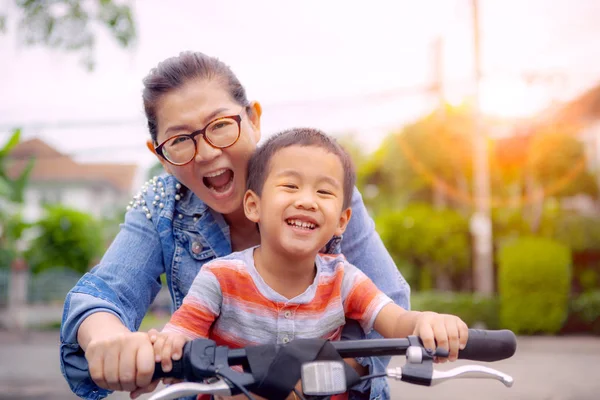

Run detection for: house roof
[[554, 82, 600, 126], [7, 138, 137, 193]]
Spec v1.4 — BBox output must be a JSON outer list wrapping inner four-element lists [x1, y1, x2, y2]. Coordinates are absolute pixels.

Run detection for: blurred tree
[[0, 0, 136, 70], [528, 127, 596, 199], [25, 205, 104, 274], [0, 130, 35, 269], [376, 203, 471, 291], [359, 105, 474, 215]]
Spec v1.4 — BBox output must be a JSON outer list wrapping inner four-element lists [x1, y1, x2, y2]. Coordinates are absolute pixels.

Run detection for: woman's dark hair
[[142, 51, 250, 143], [247, 128, 356, 209]]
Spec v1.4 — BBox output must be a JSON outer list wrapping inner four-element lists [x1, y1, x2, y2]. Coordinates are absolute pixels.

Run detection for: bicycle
[[148, 328, 517, 400]]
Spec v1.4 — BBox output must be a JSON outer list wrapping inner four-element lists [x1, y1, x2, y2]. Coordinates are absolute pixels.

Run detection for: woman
[[60, 51, 410, 400]]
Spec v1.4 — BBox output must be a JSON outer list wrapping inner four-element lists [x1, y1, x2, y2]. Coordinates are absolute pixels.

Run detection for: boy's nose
[[294, 192, 318, 211]]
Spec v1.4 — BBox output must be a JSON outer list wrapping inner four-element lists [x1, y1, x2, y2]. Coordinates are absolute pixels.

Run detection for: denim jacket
[[60, 174, 410, 400]]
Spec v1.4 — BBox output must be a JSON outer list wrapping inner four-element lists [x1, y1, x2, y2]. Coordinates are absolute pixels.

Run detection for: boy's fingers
[[418, 323, 436, 352], [459, 321, 469, 350], [153, 335, 166, 362], [161, 336, 174, 373], [172, 336, 187, 360], [432, 318, 448, 353], [444, 318, 460, 361]]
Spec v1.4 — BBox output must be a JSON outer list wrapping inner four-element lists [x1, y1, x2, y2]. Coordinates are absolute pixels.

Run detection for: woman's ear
[[146, 139, 172, 175], [334, 208, 352, 237], [243, 190, 261, 223], [247, 101, 262, 143]]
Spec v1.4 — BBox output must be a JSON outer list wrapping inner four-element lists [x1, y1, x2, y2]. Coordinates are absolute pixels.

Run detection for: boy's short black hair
[[247, 127, 356, 209]]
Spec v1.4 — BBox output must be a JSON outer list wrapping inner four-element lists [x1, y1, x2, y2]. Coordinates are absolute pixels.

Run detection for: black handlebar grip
[[152, 359, 185, 381], [458, 329, 517, 362]]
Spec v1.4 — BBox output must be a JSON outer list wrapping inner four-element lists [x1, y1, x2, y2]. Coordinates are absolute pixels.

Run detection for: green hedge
[[498, 236, 572, 334], [411, 291, 499, 329], [571, 290, 600, 333]]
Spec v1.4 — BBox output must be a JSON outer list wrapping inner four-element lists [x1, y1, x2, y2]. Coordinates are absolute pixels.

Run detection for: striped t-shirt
[[163, 246, 393, 348]]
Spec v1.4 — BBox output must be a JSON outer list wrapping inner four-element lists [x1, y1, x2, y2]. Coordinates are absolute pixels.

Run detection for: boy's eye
[[282, 184, 298, 189], [317, 190, 334, 196]]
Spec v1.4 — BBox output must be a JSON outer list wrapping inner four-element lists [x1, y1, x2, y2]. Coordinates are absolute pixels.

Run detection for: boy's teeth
[[287, 219, 315, 229]]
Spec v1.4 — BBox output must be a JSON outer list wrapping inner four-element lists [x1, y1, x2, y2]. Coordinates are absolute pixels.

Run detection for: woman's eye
[[171, 136, 189, 145], [212, 120, 232, 130]]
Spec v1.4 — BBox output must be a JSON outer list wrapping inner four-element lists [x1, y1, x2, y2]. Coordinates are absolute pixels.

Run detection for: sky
[[1, 0, 600, 181]]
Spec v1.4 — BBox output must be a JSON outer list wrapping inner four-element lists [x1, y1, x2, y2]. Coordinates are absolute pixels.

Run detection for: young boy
[[151, 127, 468, 395]]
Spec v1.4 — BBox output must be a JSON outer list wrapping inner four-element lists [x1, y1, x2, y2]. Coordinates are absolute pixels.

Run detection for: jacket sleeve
[[339, 187, 411, 400], [59, 179, 168, 399], [340, 187, 410, 310]]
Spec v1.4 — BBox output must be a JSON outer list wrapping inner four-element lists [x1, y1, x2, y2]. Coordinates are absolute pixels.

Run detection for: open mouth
[[286, 218, 318, 230], [202, 168, 234, 194]]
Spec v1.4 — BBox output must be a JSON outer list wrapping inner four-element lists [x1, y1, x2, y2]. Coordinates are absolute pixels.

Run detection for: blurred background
[[1, 0, 600, 399]]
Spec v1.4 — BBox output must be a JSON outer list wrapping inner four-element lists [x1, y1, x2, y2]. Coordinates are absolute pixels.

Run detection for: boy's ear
[[334, 207, 352, 237], [243, 190, 261, 223], [146, 139, 173, 175]]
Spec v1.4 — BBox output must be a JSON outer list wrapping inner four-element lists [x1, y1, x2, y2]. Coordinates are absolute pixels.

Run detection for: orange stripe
[[345, 277, 380, 322], [169, 302, 216, 337]]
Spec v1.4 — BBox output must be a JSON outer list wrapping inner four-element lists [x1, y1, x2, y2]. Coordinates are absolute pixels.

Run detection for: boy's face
[[244, 145, 352, 259]]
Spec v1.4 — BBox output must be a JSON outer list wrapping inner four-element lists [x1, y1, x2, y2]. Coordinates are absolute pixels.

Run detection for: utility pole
[[469, 0, 494, 294]]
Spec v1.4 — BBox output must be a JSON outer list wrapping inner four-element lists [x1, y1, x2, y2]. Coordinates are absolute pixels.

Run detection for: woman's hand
[[78, 313, 159, 397], [413, 311, 469, 362]]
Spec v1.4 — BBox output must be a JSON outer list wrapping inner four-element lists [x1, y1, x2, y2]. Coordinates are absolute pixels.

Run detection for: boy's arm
[[373, 304, 469, 360], [163, 265, 222, 339], [372, 303, 419, 339]]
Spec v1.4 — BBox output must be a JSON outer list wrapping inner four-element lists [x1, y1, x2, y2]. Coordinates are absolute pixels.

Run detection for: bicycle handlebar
[[152, 329, 516, 381]]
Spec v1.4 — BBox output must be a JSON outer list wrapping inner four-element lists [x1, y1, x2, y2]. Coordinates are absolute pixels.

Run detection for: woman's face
[[153, 78, 261, 215]]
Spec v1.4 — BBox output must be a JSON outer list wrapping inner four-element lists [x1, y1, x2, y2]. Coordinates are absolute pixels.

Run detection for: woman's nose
[[194, 136, 222, 163]]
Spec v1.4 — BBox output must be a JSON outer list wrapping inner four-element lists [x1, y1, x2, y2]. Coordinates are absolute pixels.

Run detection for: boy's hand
[[413, 311, 469, 362], [148, 328, 189, 375]]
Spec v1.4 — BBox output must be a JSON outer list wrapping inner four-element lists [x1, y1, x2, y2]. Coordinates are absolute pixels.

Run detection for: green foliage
[[2, 0, 136, 70], [25, 205, 104, 274], [578, 269, 599, 292], [498, 236, 572, 334], [376, 204, 470, 289], [571, 290, 600, 324], [358, 106, 474, 213], [0, 129, 35, 203], [528, 130, 597, 198], [551, 213, 600, 252], [411, 291, 500, 329]]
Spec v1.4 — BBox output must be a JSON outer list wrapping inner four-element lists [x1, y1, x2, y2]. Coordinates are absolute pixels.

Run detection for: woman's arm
[[341, 187, 410, 309], [60, 179, 169, 399], [337, 187, 411, 400]]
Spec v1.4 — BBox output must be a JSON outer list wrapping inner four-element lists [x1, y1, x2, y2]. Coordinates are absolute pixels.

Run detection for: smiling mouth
[[203, 168, 234, 193], [286, 219, 318, 230]]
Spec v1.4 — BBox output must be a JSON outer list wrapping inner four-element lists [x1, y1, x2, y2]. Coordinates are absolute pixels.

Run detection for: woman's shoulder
[[125, 174, 208, 221]]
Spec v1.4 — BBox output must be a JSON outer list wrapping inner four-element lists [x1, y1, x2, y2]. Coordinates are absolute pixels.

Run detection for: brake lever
[[431, 365, 514, 387], [148, 379, 232, 400], [387, 364, 513, 387]]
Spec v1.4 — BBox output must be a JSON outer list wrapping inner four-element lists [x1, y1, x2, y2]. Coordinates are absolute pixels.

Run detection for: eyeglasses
[[155, 113, 243, 166]]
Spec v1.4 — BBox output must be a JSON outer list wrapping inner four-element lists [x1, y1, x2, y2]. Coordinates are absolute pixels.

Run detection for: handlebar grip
[[152, 359, 185, 381], [458, 329, 517, 362]]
